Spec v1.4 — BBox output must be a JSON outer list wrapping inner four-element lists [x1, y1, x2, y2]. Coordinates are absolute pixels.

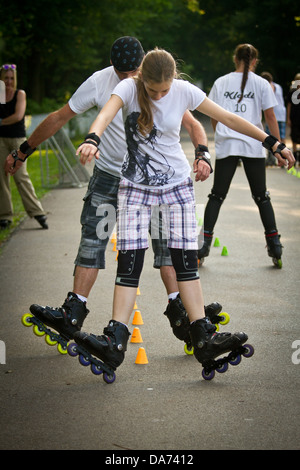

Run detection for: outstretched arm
[[197, 97, 295, 169], [76, 94, 124, 165], [5, 103, 76, 175]]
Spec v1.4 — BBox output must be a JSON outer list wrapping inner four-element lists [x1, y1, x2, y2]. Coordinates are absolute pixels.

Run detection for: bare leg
[[73, 266, 99, 298], [112, 285, 138, 325], [177, 279, 205, 322], [159, 265, 178, 295]]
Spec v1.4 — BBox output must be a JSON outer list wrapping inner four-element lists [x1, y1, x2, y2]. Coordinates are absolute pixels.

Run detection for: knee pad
[[208, 190, 226, 204], [115, 249, 145, 288], [169, 248, 199, 282], [252, 191, 271, 206]]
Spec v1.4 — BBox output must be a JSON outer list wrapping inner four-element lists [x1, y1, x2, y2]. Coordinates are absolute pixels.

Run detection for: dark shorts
[[74, 167, 173, 269]]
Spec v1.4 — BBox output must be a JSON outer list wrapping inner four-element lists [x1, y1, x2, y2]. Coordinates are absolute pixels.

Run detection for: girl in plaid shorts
[[74, 48, 294, 375]]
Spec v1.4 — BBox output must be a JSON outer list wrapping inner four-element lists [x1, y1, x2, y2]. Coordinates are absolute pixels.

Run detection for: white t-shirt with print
[[112, 78, 206, 188], [69, 66, 126, 177], [208, 71, 277, 159]]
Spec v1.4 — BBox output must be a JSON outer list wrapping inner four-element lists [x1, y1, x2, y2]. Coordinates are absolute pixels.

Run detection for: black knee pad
[[252, 191, 271, 206], [115, 249, 145, 288], [208, 190, 226, 204], [169, 248, 199, 282]]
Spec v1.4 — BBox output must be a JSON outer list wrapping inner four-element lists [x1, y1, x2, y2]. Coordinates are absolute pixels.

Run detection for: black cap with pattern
[[110, 36, 144, 72]]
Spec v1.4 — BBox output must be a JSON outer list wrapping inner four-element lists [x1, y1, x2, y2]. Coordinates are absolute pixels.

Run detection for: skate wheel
[[67, 343, 79, 357], [242, 344, 254, 358], [21, 313, 34, 327], [57, 343, 68, 355], [79, 354, 91, 366], [45, 334, 58, 346], [91, 363, 103, 375], [33, 324, 45, 337], [184, 343, 194, 355], [218, 312, 230, 325], [202, 369, 215, 381], [229, 354, 241, 366], [103, 372, 116, 384], [272, 258, 282, 269], [216, 362, 229, 373]]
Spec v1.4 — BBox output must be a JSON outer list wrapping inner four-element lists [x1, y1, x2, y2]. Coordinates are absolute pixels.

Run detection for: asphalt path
[[0, 122, 299, 451]]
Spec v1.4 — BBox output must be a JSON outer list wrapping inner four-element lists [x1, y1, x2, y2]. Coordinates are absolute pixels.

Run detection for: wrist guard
[[262, 135, 286, 157], [262, 135, 278, 151], [19, 140, 36, 157], [194, 144, 213, 173], [11, 150, 27, 168], [84, 132, 101, 146]]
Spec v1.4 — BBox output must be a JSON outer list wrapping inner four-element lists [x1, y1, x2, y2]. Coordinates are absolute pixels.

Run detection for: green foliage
[[0, 0, 298, 103]]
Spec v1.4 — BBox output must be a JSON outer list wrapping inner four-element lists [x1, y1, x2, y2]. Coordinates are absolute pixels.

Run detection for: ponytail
[[234, 44, 258, 103], [135, 48, 176, 136]]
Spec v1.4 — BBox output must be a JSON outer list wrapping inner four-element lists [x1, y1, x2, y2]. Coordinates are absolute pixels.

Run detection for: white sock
[[168, 291, 179, 301], [76, 294, 87, 303]]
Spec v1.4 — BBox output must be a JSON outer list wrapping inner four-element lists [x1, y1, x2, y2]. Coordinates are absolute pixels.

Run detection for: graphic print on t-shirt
[[122, 112, 175, 186]]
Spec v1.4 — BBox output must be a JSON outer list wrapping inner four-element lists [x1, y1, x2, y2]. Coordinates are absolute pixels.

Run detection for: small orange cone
[[113, 242, 117, 252], [111, 232, 117, 244], [136, 287, 141, 295], [130, 327, 143, 343], [135, 347, 148, 364], [132, 309, 144, 325], [133, 301, 138, 309]]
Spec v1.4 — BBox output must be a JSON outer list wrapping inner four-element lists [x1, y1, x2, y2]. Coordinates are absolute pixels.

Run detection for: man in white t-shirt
[[5, 37, 211, 342]]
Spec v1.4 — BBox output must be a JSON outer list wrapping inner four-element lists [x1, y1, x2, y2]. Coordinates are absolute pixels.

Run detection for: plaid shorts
[[117, 178, 198, 251]]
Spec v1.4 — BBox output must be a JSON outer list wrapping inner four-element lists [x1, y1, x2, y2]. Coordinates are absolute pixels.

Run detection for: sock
[[76, 294, 87, 303], [168, 291, 179, 301]]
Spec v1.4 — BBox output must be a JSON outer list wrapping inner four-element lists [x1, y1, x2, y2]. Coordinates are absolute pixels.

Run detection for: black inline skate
[[198, 230, 213, 266], [163, 295, 230, 355], [190, 318, 254, 380], [69, 320, 130, 384], [21, 292, 89, 355], [265, 230, 283, 268]]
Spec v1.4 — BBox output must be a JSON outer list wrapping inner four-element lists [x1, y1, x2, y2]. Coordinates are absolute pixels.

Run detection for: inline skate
[[163, 295, 230, 355], [69, 320, 130, 384], [265, 230, 283, 268], [21, 292, 89, 355], [198, 230, 213, 266], [190, 318, 254, 380]]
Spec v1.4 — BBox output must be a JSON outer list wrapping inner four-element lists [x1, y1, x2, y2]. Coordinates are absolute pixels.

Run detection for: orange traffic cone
[[132, 310, 144, 325], [136, 287, 141, 295], [130, 327, 143, 343], [135, 347, 148, 364]]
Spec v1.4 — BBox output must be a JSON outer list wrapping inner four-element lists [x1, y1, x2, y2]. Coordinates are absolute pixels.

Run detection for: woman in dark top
[[0, 64, 47, 229]]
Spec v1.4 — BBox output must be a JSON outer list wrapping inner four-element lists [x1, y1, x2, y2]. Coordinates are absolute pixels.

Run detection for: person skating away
[[11, 38, 211, 346], [73, 49, 294, 377], [0, 64, 48, 230], [197, 44, 289, 268]]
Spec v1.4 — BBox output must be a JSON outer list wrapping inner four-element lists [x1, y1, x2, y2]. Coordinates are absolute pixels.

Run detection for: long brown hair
[[135, 48, 176, 135], [234, 44, 258, 103]]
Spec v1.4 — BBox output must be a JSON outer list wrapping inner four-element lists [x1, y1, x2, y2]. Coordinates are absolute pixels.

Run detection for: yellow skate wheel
[[21, 313, 34, 327], [33, 324, 45, 337], [219, 312, 230, 325], [45, 334, 57, 346], [57, 343, 68, 355], [184, 343, 194, 355]]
